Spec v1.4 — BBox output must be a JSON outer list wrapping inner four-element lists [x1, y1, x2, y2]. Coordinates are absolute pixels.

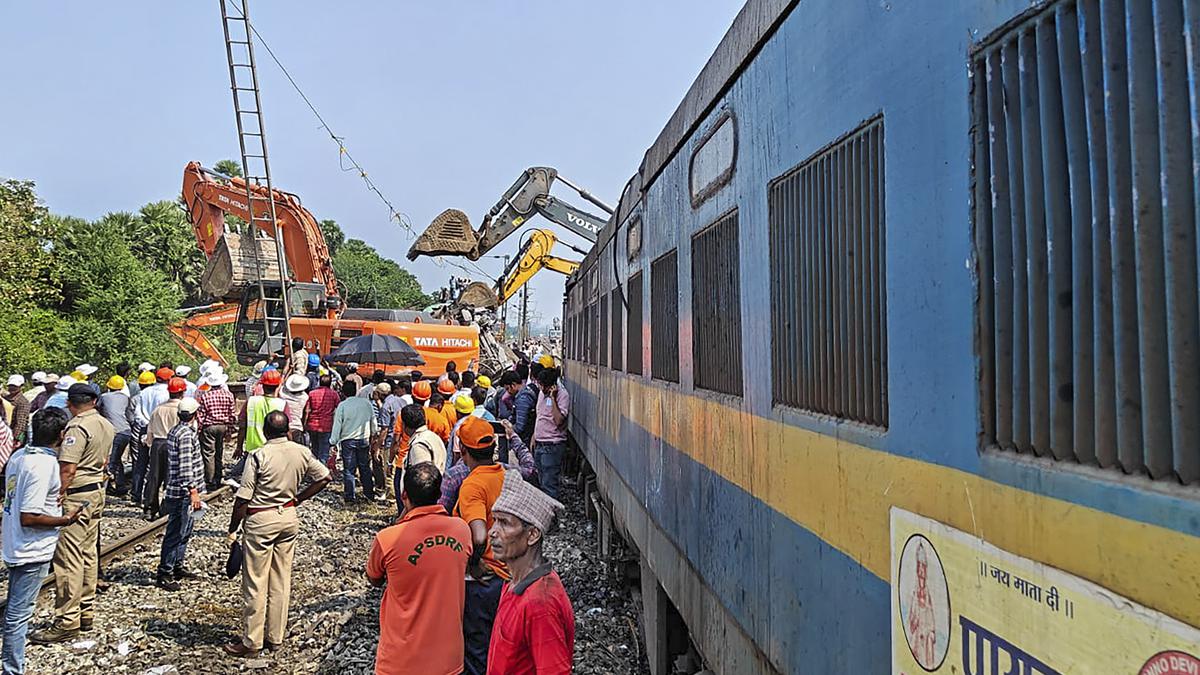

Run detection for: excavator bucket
[[406, 209, 480, 260], [200, 233, 282, 300], [455, 281, 499, 309]]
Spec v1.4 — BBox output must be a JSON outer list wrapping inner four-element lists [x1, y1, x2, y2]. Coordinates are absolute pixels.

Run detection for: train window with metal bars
[[627, 272, 643, 375], [974, 0, 1200, 484], [769, 116, 887, 427], [611, 287, 624, 372], [692, 210, 743, 395], [589, 301, 599, 365], [599, 294, 609, 367], [651, 250, 680, 383]]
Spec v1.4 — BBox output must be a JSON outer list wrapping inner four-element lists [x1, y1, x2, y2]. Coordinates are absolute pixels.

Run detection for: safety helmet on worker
[[453, 394, 474, 415], [260, 370, 283, 387], [437, 379, 456, 396], [412, 380, 432, 402], [137, 371, 156, 386], [456, 416, 496, 450], [476, 375, 492, 389], [167, 377, 188, 394], [106, 375, 126, 391]]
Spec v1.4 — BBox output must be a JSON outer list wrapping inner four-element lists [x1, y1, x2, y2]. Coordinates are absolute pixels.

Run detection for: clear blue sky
[[0, 1, 743, 328]]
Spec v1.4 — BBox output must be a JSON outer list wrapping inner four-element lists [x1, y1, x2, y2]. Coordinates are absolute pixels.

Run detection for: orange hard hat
[[412, 380, 432, 401], [437, 378, 457, 396], [167, 377, 187, 394], [456, 416, 496, 450], [156, 367, 175, 382], [260, 370, 282, 387]]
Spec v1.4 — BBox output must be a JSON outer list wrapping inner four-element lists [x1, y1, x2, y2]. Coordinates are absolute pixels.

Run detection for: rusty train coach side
[[562, 0, 1200, 672]]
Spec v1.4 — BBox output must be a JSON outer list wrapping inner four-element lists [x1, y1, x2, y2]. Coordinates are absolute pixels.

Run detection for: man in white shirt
[[1, 408, 83, 674]]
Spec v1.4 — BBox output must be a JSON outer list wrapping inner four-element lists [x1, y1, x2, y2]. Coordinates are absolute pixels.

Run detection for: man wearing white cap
[[175, 366, 198, 399], [485, 470, 574, 674], [23, 373, 45, 404], [155, 397, 205, 591], [29, 375, 57, 413], [3, 376, 30, 449], [279, 375, 310, 443], [196, 370, 235, 491], [74, 365, 98, 381], [43, 377, 75, 414]]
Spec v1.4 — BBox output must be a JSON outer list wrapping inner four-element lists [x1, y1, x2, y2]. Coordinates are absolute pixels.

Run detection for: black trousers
[[144, 439, 168, 517]]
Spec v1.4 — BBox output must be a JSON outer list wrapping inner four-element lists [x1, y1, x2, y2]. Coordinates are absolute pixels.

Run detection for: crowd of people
[[0, 341, 578, 674]]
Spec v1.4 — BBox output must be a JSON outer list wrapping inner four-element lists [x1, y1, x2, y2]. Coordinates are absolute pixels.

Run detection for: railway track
[[0, 485, 233, 613]]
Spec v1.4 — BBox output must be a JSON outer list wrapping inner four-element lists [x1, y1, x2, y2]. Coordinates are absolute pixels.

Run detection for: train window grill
[[611, 287, 624, 371], [590, 301, 600, 365], [651, 250, 680, 383], [769, 116, 887, 427], [627, 272, 644, 375], [974, 0, 1200, 485], [599, 294, 609, 367], [692, 210, 743, 396]]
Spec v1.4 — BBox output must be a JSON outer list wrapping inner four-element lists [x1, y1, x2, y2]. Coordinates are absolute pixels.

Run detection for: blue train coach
[[562, 0, 1200, 672]]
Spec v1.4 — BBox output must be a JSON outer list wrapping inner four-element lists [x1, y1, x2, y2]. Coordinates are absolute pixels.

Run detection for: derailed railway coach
[[562, 0, 1200, 672]]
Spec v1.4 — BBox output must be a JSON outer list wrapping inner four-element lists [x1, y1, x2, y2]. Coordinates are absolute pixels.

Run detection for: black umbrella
[[326, 333, 425, 367]]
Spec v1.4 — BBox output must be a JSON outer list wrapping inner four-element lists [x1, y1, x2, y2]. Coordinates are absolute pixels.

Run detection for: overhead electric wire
[[227, 5, 497, 283]]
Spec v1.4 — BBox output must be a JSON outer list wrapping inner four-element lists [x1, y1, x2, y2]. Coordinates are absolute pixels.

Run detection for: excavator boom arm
[[407, 166, 612, 261], [182, 161, 339, 302], [495, 229, 581, 304]]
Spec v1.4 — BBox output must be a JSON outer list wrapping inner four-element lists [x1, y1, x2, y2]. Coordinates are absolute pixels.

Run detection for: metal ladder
[[219, 0, 293, 356]]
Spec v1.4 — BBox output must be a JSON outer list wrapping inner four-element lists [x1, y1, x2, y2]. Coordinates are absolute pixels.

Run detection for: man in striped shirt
[[157, 398, 205, 591], [196, 372, 236, 492]]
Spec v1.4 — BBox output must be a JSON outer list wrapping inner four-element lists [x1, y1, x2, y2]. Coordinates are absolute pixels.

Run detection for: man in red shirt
[[367, 462, 471, 675], [487, 469, 573, 674], [303, 373, 340, 467], [453, 417, 509, 675]]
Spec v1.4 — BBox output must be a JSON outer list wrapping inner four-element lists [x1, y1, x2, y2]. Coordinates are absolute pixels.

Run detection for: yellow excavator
[[407, 166, 611, 307], [496, 229, 585, 303]]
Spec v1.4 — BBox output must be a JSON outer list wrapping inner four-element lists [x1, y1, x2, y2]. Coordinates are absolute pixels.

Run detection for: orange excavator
[[176, 161, 480, 374]]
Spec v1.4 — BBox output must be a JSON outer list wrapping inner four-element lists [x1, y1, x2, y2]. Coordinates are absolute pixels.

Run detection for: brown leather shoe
[[29, 625, 79, 644], [223, 641, 259, 657]]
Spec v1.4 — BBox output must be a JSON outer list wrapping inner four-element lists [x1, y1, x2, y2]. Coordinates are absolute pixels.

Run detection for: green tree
[[333, 239, 430, 309], [56, 217, 186, 367], [320, 219, 345, 257], [214, 159, 243, 178], [0, 180, 61, 307]]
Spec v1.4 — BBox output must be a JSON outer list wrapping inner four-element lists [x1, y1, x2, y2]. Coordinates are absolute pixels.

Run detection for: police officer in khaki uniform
[[30, 383, 113, 644], [224, 411, 330, 657]]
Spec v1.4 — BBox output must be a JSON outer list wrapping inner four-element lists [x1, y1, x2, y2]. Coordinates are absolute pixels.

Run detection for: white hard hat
[[175, 365, 193, 377], [285, 374, 310, 393], [138, 362, 154, 372], [178, 398, 200, 415], [204, 371, 229, 387]]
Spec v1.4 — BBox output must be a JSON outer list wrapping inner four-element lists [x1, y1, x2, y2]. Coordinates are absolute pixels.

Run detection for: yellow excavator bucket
[[406, 208, 480, 260]]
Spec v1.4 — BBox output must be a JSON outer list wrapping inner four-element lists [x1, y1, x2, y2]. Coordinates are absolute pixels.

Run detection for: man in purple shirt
[[531, 368, 570, 500], [439, 420, 537, 512]]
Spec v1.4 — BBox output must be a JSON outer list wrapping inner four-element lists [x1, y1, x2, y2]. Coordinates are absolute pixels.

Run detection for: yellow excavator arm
[[496, 229, 581, 304]]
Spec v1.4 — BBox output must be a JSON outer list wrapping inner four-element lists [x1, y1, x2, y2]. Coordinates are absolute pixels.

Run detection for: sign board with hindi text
[[891, 507, 1200, 675]]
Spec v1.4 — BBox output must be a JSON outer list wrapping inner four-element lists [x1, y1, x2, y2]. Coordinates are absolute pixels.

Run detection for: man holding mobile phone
[[2, 408, 84, 671], [532, 368, 570, 500]]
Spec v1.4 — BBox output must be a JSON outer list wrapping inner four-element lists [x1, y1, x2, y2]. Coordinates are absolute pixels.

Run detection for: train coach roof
[[574, 0, 797, 284]]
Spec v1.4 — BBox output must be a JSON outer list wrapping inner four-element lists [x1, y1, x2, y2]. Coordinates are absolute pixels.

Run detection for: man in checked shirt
[[156, 397, 205, 591]]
